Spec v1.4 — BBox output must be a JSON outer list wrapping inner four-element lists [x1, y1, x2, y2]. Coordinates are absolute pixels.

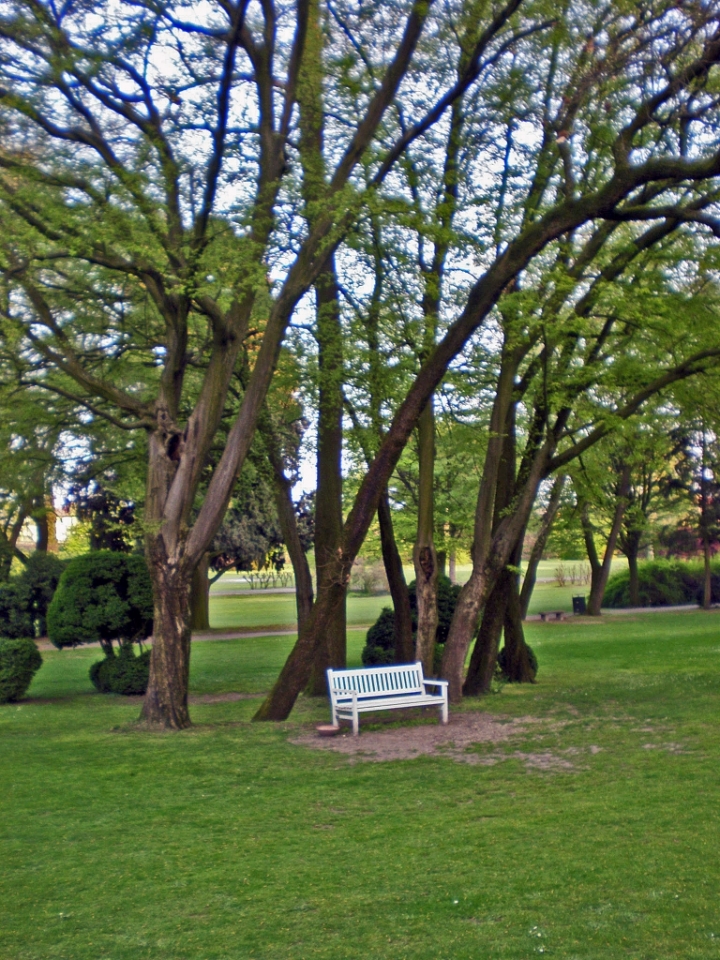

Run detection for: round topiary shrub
[[497, 643, 538, 680], [89, 645, 151, 695], [47, 551, 153, 651], [0, 637, 43, 703]]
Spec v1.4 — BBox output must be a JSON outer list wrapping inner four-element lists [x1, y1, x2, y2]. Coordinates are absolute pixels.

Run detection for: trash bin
[[572, 595, 587, 615]]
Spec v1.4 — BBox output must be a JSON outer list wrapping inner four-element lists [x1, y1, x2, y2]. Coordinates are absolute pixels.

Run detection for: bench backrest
[[327, 662, 425, 700]]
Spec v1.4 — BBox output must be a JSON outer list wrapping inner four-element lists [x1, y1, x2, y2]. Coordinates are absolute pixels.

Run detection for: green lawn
[[3, 609, 720, 959], [208, 592, 392, 632], [206, 565, 627, 635]]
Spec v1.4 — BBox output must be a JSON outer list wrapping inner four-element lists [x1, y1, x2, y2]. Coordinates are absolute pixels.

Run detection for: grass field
[[3, 608, 719, 959], [207, 580, 599, 635]]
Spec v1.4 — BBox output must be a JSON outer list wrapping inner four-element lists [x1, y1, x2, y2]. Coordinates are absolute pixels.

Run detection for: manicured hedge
[[47, 551, 153, 649], [0, 637, 43, 703], [90, 645, 150, 695], [603, 559, 720, 608]]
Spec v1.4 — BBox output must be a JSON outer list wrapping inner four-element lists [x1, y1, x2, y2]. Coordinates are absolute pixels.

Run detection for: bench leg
[[440, 698, 448, 725], [352, 703, 359, 736]]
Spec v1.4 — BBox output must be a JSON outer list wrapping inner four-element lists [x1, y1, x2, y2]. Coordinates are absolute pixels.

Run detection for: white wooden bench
[[326, 662, 449, 736]]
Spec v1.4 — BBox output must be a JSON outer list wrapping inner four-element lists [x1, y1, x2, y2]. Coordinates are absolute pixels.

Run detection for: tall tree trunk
[[463, 572, 506, 696], [297, 1, 346, 693], [307, 257, 346, 693], [34, 498, 49, 553], [624, 534, 641, 608], [378, 487, 414, 663], [413, 398, 438, 676], [520, 474, 565, 618], [141, 540, 193, 730], [441, 349, 530, 701], [190, 553, 211, 631], [500, 566, 536, 682], [449, 546, 457, 584], [580, 501, 603, 606], [703, 536, 712, 609], [701, 430, 712, 610], [586, 464, 632, 616]]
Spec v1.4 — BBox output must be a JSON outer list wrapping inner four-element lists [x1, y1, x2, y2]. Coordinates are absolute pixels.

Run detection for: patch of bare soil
[[291, 711, 575, 770], [189, 691, 263, 704]]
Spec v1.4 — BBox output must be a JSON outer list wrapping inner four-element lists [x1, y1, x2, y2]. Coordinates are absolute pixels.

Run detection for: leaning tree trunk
[[254, 565, 350, 722], [190, 553, 211, 631], [413, 398, 439, 676], [378, 487, 414, 663], [463, 573, 506, 696]]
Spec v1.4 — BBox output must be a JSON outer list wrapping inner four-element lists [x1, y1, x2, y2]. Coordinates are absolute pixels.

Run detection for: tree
[[0, 0, 444, 727], [258, 2, 720, 718]]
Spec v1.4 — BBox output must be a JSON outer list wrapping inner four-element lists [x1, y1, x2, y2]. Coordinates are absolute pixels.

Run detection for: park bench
[[538, 610, 565, 621], [326, 662, 449, 736]]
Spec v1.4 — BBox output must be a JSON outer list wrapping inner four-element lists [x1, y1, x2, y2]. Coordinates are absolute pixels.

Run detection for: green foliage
[[0, 636, 42, 703], [603, 559, 720, 608], [89, 645, 150, 695], [361, 607, 395, 665], [361, 575, 462, 664], [21, 553, 65, 635], [0, 582, 33, 639], [47, 552, 153, 649], [497, 643, 538, 680], [0, 552, 65, 638]]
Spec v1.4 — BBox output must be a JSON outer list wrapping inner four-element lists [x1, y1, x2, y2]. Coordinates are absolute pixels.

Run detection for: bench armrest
[[423, 678, 448, 688], [330, 687, 358, 698]]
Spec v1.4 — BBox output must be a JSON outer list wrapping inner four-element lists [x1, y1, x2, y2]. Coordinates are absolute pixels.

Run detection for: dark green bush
[[361, 575, 462, 667], [0, 552, 65, 638], [0, 637, 43, 703], [603, 559, 720, 608], [497, 643, 538, 680], [0, 582, 33, 639], [90, 645, 150, 696], [47, 551, 153, 650], [22, 553, 66, 636], [361, 607, 395, 665]]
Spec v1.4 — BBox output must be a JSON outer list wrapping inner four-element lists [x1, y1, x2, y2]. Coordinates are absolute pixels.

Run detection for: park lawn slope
[[0, 610, 719, 959]]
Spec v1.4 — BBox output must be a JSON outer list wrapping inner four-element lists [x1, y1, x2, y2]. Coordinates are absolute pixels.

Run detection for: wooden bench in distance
[[538, 610, 566, 621], [326, 662, 449, 736]]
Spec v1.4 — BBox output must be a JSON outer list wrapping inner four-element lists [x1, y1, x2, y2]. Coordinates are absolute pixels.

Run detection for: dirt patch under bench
[[291, 711, 576, 769]]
